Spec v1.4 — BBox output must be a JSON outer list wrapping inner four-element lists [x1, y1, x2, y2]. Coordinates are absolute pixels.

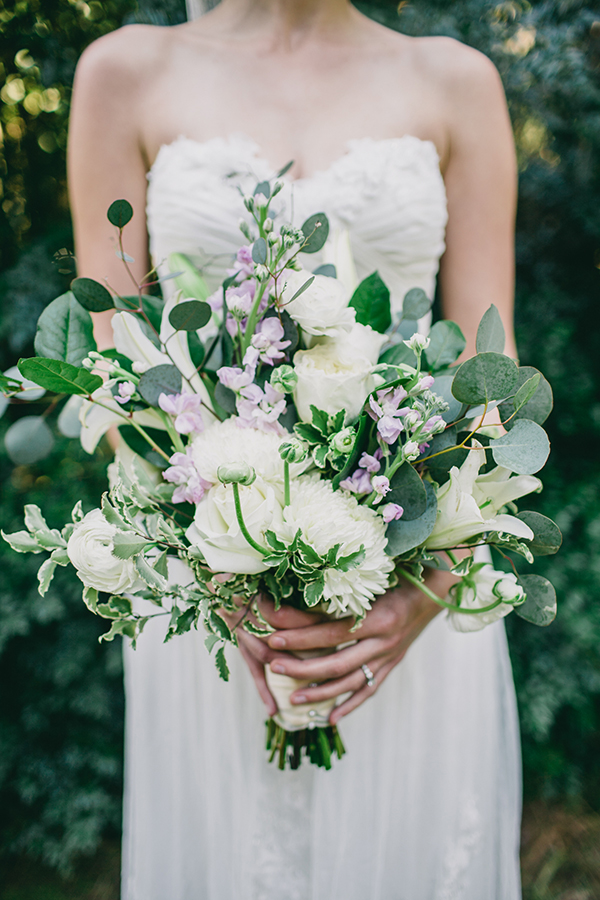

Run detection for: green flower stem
[[156, 409, 184, 454], [421, 401, 489, 465], [401, 568, 505, 615], [232, 482, 267, 555], [284, 461, 291, 507], [446, 549, 459, 566], [241, 280, 268, 355], [90, 399, 172, 463]]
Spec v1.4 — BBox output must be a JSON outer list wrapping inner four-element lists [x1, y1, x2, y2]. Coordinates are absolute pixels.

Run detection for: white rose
[[280, 269, 355, 338], [426, 443, 535, 550], [447, 563, 525, 632], [332, 322, 387, 365], [293, 341, 377, 424], [67, 509, 142, 593], [186, 476, 284, 574]]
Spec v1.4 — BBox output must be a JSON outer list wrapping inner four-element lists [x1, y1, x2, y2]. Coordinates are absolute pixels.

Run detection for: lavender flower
[[236, 382, 287, 433], [371, 475, 391, 504], [339, 469, 373, 495], [250, 317, 291, 365], [163, 448, 212, 505], [382, 503, 404, 523], [359, 450, 382, 473], [114, 381, 136, 405], [158, 392, 205, 435]]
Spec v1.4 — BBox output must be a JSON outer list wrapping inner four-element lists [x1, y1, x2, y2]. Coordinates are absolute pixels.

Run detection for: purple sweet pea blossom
[[414, 375, 435, 392], [236, 381, 287, 434], [418, 442, 430, 454], [250, 317, 291, 365], [158, 392, 204, 434], [217, 347, 259, 393], [368, 386, 408, 421], [226, 245, 254, 281], [422, 415, 445, 436], [382, 503, 404, 523], [163, 448, 212, 505], [114, 381, 136, 405], [339, 469, 373, 495], [225, 283, 255, 317], [377, 415, 404, 445], [372, 475, 391, 497], [358, 450, 382, 473]]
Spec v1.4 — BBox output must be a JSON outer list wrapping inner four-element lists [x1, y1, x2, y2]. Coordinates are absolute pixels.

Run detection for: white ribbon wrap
[[265, 649, 338, 731]]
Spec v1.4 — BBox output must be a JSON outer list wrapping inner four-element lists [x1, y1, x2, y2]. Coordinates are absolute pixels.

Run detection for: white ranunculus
[[427, 443, 535, 550], [190, 418, 304, 488], [280, 269, 355, 339], [78, 388, 167, 454], [276, 475, 394, 617], [67, 508, 142, 593], [187, 476, 284, 574], [447, 563, 525, 632], [293, 341, 377, 424]]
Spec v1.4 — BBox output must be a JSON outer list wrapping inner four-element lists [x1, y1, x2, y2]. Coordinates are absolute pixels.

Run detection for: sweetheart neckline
[[148, 132, 442, 186]]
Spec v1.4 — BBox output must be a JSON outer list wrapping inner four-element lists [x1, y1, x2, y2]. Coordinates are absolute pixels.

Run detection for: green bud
[[329, 426, 356, 456], [217, 463, 256, 486], [279, 440, 309, 464], [270, 365, 297, 394]]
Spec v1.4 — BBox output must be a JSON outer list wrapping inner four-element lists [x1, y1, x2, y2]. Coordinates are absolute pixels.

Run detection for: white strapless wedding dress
[[121, 134, 522, 900]]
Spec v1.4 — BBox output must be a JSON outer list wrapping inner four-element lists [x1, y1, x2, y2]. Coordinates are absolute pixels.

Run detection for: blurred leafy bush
[[0, 0, 599, 873]]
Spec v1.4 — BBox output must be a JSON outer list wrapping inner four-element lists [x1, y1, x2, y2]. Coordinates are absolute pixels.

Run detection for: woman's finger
[[257, 596, 327, 630], [289, 654, 389, 705], [269, 636, 384, 682], [237, 635, 277, 716], [267, 617, 356, 652], [330, 656, 402, 725]]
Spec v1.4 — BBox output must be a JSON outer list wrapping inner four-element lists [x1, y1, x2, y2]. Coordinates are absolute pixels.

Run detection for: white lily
[[427, 442, 535, 550], [473, 465, 542, 515], [321, 227, 359, 296]]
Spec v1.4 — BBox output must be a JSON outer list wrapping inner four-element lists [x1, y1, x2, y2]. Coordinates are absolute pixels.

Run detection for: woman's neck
[[198, 0, 359, 46]]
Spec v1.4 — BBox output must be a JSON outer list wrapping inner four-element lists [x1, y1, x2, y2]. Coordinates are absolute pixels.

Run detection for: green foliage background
[[0, 0, 599, 875]]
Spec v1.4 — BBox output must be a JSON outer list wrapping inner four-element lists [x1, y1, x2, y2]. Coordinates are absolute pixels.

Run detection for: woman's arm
[[68, 27, 154, 349], [245, 44, 519, 720]]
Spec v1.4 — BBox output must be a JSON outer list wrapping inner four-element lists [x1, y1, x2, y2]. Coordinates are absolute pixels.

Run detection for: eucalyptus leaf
[[515, 575, 557, 626], [107, 198, 133, 228], [277, 160, 294, 178], [34, 292, 97, 366], [254, 180, 271, 198], [252, 238, 267, 265], [402, 288, 432, 320], [385, 481, 438, 555], [498, 366, 553, 429], [424, 321, 466, 371], [313, 264, 336, 278], [168, 300, 212, 331], [514, 374, 541, 413], [214, 382, 237, 414], [169, 253, 210, 302], [517, 511, 562, 556], [5, 416, 55, 464], [387, 463, 427, 521], [476, 304, 505, 354], [300, 212, 329, 254], [57, 395, 83, 438], [490, 418, 550, 474], [137, 365, 182, 407], [18, 357, 103, 396], [431, 375, 463, 423], [71, 277, 114, 312], [451, 352, 519, 405], [288, 276, 315, 303], [349, 271, 391, 334], [420, 425, 468, 484]]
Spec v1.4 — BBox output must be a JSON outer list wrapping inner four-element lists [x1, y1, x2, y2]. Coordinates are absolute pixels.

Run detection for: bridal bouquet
[[2, 180, 561, 770]]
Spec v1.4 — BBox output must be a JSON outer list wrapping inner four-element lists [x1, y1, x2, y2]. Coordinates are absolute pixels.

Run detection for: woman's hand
[[232, 568, 457, 724]]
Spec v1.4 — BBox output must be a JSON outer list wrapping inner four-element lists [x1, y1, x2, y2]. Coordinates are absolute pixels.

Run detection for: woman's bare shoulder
[[409, 35, 504, 101]]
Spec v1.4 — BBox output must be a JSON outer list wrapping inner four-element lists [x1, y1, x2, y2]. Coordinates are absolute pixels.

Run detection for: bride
[[68, 1, 522, 897]]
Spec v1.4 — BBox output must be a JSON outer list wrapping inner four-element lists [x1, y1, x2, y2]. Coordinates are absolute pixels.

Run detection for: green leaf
[[490, 418, 550, 474], [215, 645, 230, 681], [517, 511, 562, 556], [169, 253, 210, 302], [153, 550, 169, 579], [420, 426, 468, 483], [107, 198, 133, 228], [424, 321, 466, 371], [168, 300, 212, 331], [137, 364, 182, 407], [451, 352, 519, 405], [135, 555, 167, 590], [112, 531, 153, 559], [387, 463, 427, 521], [304, 576, 324, 606], [294, 422, 324, 445], [254, 180, 271, 198], [498, 366, 553, 429], [118, 425, 172, 468], [277, 160, 294, 178], [99, 619, 137, 643], [34, 292, 97, 366], [476, 304, 505, 354], [378, 342, 417, 368], [349, 271, 391, 334], [243, 620, 273, 636], [300, 212, 329, 253], [187, 331, 205, 369], [214, 381, 237, 414], [205, 633, 220, 653], [141, 295, 165, 332], [313, 264, 336, 278], [402, 288, 432, 320], [515, 575, 557, 626], [288, 275, 315, 303], [82, 586, 98, 613], [337, 547, 366, 572], [252, 237, 267, 265], [1, 529, 44, 553], [431, 375, 463, 423], [513, 373, 541, 413], [310, 406, 330, 436], [209, 610, 232, 642], [37, 558, 58, 596], [71, 277, 115, 312], [173, 606, 196, 636], [386, 481, 438, 555], [313, 444, 329, 468], [24, 503, 50, 534], [5, 416, 55, 465], [18, 357, 103, 396]]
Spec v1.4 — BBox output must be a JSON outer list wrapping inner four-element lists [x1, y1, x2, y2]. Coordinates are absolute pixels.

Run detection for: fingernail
[[292, 694, 306, 704], [270, 636, 286, 648], [271, 663, 285, 674]]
